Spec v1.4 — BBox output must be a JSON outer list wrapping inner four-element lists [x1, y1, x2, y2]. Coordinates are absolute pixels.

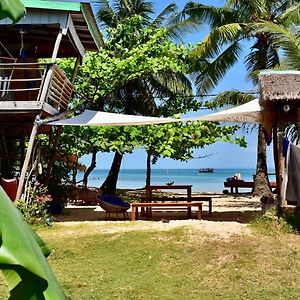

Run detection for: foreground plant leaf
[[0, 187, 66, 299], [0, 0, 26, 23]]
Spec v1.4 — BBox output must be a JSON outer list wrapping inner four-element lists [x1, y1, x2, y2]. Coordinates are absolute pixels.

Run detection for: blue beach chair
[[97, 195, 130, 220]]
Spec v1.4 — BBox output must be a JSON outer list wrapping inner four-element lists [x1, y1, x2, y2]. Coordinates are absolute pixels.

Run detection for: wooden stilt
[[273, 124, 279, 191], [15, 118, 40, 200], [277, 119, 286, 207], [15, 30, 65, 200]]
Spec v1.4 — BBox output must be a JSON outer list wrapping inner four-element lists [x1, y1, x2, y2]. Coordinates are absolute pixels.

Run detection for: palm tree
[[183, 0, 298, 196], [255, 4, 300, 144], [254, 4, 300, 70], [94, 0, 198, 193]]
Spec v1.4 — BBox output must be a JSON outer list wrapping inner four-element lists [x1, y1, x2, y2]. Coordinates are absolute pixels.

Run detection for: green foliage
[[0, 187, 66, 299], [250, 205, 300, 235], [280, 210, 300, 233], [140, 121, 246, 164], [0, 0, 25, 23], [58, 16, 190, 109], [48, 183, 74, 211], [17, 181, 52, 225]]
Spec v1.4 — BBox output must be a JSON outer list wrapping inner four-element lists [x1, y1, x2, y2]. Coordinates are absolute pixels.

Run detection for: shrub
[[17, 180, 52, 225], [251, 205, 295, 234], [48, 183, 75, 214]]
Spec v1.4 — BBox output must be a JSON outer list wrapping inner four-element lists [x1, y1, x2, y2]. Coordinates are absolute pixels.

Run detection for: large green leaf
[[0, 187, 66, 299], [0, 0, 26, 23]]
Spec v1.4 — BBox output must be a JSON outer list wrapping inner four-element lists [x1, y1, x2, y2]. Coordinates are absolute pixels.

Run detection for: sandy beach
[[54, 192, 262, 239]]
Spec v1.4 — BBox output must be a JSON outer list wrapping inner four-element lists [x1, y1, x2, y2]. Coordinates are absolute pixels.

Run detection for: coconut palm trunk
[[183, 1, 298, 196], [253, 125, 272, 196]]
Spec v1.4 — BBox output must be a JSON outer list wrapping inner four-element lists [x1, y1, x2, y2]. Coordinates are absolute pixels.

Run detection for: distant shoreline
[[79, 168, 275, 193]]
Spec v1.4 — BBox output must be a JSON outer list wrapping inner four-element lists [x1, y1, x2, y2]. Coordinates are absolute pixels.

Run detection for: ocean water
[[78, 168, 276, 193]]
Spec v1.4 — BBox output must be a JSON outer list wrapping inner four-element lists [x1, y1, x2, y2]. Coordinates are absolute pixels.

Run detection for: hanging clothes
[[285, 143, 300, 205]]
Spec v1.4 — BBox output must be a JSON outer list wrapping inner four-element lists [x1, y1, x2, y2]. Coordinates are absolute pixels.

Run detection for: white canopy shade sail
[[48, 110, 180, 126], [47, 99, 262, 127], [182, 99, 262, 124]]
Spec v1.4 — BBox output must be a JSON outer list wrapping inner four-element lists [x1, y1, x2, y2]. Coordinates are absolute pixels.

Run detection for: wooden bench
[[141, 196, 212, 216], [131, 202, 203, 221], [73, 186, 99, 205], [224, 181, 277, 193]]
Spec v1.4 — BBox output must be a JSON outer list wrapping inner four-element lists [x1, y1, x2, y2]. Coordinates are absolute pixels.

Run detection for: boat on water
[[198, 168, 214, 173]]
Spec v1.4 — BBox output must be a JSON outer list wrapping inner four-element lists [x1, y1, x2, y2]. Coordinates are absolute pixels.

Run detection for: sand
[[53, 193, 262, 239]]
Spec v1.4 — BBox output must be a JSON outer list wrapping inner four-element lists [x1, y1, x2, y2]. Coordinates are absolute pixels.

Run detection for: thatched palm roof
[[259, 70, 300, 102]]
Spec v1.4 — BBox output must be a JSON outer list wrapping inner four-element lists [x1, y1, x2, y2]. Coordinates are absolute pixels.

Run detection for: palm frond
[[193, 41, 243, 95], [183, 2, 238, 28], [273, 0, 298, 16], [192, 23, 244, 59], [152, 72, 193, 97], [245, 37, 280, 84], [279, 2, 300, 25], [151, 3, 177, 28], [225, 0, 268, 20], [95, 0, 118, 29], [206, 90, 256, 108], [255, 21, 300, 69], [165, 18, 201, 42], [118, 0, 154, 24]]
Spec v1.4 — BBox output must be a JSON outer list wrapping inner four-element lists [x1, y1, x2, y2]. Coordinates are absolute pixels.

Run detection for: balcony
[[0, 60, 73, 116]]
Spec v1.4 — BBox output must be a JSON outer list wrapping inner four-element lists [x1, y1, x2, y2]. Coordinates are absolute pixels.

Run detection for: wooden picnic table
[[145, 185, 193, 218], [224, 181, 277, 194]]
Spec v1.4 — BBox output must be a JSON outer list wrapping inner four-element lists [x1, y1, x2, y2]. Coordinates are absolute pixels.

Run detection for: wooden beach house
[[0, 0, 102, 199]]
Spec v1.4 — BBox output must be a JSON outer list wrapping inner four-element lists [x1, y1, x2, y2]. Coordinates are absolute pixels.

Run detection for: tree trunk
[[82, 147, 97, 187], [100, 151, 123, 194], [72, 167, 77, 185], [251, 34, 273, 198], [253, 125, 272, 197], [146, 150, 151, 186]]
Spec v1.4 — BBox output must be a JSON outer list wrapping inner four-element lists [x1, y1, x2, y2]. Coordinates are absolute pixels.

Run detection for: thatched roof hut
[[258, 70, 300, 207], [259, 70, 300, 102], [259, 70, 300, 125]]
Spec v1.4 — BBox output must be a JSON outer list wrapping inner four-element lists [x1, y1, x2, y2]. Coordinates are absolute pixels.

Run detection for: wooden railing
[[0, 60, 73, 112], [47, 65, 73, 111]]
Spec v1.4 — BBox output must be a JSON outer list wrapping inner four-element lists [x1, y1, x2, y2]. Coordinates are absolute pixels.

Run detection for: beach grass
[[0, 221, 300, 299]]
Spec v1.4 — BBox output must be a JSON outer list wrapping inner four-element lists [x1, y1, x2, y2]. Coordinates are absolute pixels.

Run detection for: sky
[[81, 0, 275, 171]]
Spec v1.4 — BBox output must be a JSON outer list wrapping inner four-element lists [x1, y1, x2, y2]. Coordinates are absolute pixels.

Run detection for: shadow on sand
[[54, 205, 262, 224]]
